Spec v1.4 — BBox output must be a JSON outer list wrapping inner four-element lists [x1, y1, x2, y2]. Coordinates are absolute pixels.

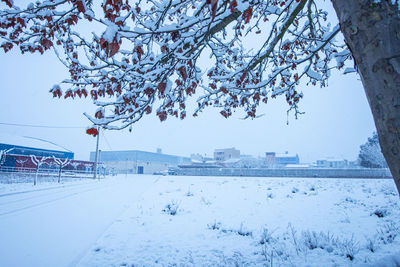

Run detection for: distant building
[[190, 153, 214, 163], [223, 156, 262, 168], [0, 134, 95, 172], [89, 150, 191, 174], [265, 152, 300, 167], [316, 158, 349, 168], [0, 134, 74, 159], [214, 148, 240, 162]]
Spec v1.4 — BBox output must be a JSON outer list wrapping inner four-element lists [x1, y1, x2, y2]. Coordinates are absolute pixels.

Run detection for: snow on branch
[[1, 0, 351, 129], [0, 148, 13, 166], [30, 155, 51, 168], [52, 156, 71, 168]]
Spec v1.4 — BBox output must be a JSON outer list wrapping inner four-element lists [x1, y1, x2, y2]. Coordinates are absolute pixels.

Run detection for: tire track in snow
[[0, 179, 98, 198], [0, 181, 103, 206], [0, 181, 121, 217]]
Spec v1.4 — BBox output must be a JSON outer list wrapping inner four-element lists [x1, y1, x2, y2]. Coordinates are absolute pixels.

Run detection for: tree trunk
[[58, 166, 62, 183], [331, 0, 400, 195], [34, 168, 38, 186]]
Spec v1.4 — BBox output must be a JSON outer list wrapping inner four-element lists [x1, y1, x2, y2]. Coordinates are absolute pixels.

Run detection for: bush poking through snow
[[366, 237, 378, 253], [162, 200, 180, 216], [201, 197, 212, 206], [259, 228, 275, 245], [371, 208, 389, 218], [267, 192, 274, 199], [212, 223, 253, 238], [338, 235, 360, 261], [301, 231, 337, 253], [380, 184, 397, 196], [185, 188, 194, 197], [377, 222, 399, 244], [237, 223, 252, 237], [207, 220, 221, 230], [291, 187, 299, 194]]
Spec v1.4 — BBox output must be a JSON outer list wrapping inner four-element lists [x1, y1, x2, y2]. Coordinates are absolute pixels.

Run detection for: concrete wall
[[176, 168, 392, 178], [103, 160, 170, 174]]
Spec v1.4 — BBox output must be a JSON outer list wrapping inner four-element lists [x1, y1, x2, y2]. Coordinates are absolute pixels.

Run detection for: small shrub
[[377, 222, 399, 244], [237, 223, 252, 237], [345, 197, 356, 203], [259, 228, 275, 245], [365, 237, 377, 253], [267, 192, 274, 199], [302, 231, 319, 250], [185, 188, 194, 197], [162, 200, 180, 216], [302, 231, 337, 252], [371, 208, 389, 218], [291, 187, 299, 193], [380, 184, 397, 196], [207, 220, 221, 230], [338, 235, 359, 261], [201, 197, 212, 206]]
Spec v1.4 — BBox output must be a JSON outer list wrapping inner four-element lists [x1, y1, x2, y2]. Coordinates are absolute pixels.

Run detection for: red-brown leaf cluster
[[95, 110, 104, 119], [156, 111, 167, 122], [100, 37, 120, 57], [242, 7, 253, 24], [1, 0, 13, 8], [207, 0, 218, 20], [230, 0, 238, 13], [86, 127, 99, 137], [157, 82, 166, 94]]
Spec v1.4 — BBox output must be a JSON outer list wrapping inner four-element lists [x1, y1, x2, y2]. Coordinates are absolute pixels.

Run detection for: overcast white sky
[[0, 1, 376, 163]]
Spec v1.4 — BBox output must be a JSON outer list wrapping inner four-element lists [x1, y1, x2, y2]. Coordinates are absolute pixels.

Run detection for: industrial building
[[90, 149, 191, 174], [0, 134, 93, 172], [316, 158, 349, 168], [214, 148, 240, 162], [0, 135, 74, 159], [265, 152, 300, 167]]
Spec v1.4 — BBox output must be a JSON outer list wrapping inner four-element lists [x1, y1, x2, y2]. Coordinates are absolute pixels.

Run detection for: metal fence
[[0, 166, 99, 184]]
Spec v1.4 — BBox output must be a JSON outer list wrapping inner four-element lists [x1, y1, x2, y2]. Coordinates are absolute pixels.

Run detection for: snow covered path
[[0, 175, 159, 267]]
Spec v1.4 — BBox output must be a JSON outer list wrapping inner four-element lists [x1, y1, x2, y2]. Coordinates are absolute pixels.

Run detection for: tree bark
[[58, 166, 62, 183], [331, 0, 400, 195]]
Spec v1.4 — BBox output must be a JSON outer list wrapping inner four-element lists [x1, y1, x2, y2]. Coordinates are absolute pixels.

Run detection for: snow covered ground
[[0, 175, 399, 266]]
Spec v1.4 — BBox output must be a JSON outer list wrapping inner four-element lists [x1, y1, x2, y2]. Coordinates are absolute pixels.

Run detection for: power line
[[23, 136, 73, 152], [0, 122, 86, 129], [101, 130, 113, 151]]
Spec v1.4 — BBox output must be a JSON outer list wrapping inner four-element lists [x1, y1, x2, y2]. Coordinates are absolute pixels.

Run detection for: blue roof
[[90, 150, 191, 165], [0, 143, 74, 159]]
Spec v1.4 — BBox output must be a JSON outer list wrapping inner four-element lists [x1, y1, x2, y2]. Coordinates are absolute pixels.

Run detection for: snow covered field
[[0, 175, 399, 266]]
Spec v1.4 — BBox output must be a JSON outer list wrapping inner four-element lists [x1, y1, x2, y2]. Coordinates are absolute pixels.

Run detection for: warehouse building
[[89, 149, 191, 174], [0, 134, 74, 159], [214, 148, 240, 162], [0, 134, 95, 172], [265, 151, 300, 167]]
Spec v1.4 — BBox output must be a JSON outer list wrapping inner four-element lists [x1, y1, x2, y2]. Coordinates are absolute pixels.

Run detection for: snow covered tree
[[358, 132, 388, 168], [30, 155, 50, 185], [52, 156, 71, 183], [1, 0, 399, 194], [16, 158, 28, 169], [0, 148, 12, 167]]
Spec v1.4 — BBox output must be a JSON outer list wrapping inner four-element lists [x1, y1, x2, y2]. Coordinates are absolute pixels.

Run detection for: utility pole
[[93, 126, 100, 179]]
